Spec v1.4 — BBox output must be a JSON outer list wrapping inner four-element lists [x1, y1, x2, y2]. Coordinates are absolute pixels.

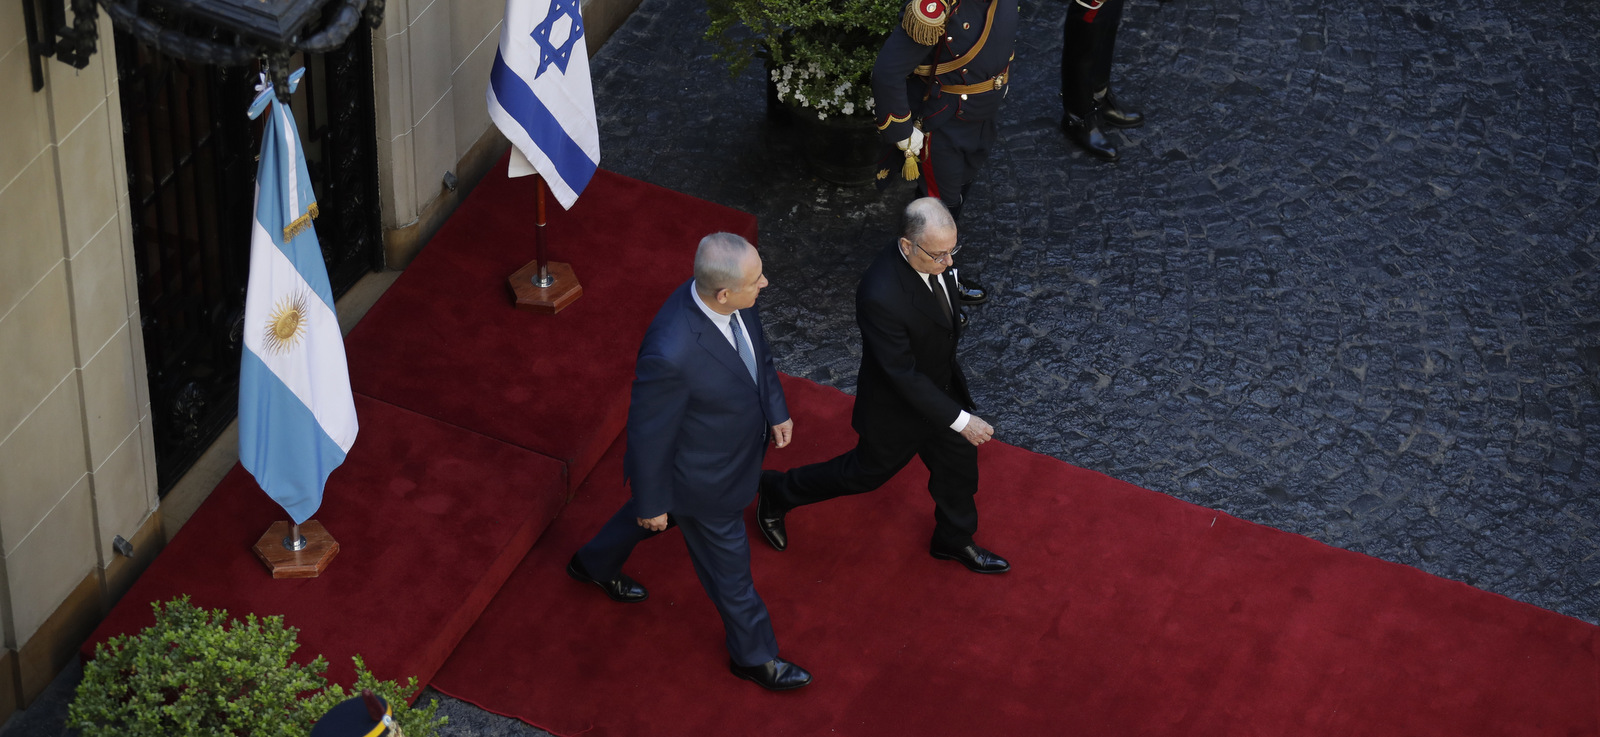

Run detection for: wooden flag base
[[509, 260, 583, 314], [252, 520, 339, 579]]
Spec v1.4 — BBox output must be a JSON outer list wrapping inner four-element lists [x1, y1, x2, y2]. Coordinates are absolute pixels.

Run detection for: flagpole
[[283, 523, 307, 551], [534, 175, 553, 288], [242, 64, 346, 579], [508, 172, 583, 314]]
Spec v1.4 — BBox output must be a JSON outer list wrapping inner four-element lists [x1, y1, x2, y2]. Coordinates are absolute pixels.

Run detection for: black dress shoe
[[1062, 109, 1118, 161], [755, 471, 788, 552], [929, 541, 1011, 574], [1101, 89, 1144, 129], [730, 657, 813, 691], [957, 309, 968, 329], [952, 279, 986, 305], [566, 554, 649, 602]]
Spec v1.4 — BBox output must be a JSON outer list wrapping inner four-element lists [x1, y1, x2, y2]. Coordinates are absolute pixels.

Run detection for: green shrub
[[69, 597, 447, 737], [706, 0, 901, 119]]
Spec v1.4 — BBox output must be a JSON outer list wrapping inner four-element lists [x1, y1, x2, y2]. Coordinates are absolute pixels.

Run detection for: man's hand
[[897, 127, 925, 154], [771, 419, 794, 449], [636, 513, 669, 531], [959, 416, 994, 447]]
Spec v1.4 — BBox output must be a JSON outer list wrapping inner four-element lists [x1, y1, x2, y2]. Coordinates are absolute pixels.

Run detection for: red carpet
[[433, 376, 1600, 737], [86, 396, 569, 686], [85, 164, 1598, 732], [345, 160, 759, 493]]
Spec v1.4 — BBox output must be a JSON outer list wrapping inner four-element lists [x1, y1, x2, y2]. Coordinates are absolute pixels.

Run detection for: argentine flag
[[487, 0, 600, 208], [238, 69, 359, 524]]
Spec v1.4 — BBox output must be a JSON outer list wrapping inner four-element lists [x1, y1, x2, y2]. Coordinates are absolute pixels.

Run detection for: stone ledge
[[0, 649, 19, 726], [14, 573, 101, 709]]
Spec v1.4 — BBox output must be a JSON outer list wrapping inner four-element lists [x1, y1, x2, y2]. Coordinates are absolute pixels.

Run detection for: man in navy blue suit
[[566, 233, 813, 691]]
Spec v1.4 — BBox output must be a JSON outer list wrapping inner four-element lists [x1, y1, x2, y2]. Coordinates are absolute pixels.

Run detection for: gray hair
[[902, 197, 955, 243], [694, 233, 754, 295]]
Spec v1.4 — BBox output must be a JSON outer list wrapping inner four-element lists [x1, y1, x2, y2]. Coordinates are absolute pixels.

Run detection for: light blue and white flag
[[239, 69, 359, 524], [487, 0, 600, 208]]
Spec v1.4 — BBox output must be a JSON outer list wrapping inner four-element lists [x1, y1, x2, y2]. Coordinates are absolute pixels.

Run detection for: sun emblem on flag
[[530, 0, 585, 78], [263, 291, 310, 355]]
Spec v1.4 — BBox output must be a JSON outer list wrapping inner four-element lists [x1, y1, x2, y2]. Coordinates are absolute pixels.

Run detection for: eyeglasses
[[907, 238, 960, 263]]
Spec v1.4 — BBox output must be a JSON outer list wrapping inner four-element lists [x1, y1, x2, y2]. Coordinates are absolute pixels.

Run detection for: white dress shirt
[[899, 251, 971, 433], [691, 280, 754, 353]]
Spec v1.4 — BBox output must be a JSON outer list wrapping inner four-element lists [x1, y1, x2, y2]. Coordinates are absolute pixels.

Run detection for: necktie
[[931, 276, 952, 322], [729, 312, 758, 382]]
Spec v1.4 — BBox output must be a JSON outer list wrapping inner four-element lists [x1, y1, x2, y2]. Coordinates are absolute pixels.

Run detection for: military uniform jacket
[[871, 0, 1019, 145]]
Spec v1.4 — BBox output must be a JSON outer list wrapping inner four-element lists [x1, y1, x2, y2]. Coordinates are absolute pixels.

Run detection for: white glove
[[897, 126, 925, 154]]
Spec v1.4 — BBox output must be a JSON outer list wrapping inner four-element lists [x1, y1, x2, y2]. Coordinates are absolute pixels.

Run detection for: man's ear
[[715, 289, 729, 304]]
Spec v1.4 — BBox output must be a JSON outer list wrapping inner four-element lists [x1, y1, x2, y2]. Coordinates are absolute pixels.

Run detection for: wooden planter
[[788, 102, 881, 187]]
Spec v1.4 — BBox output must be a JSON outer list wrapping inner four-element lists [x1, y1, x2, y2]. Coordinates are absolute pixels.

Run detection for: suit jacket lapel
[[684, 293, 759, 389], [894, 249, 952, 329]]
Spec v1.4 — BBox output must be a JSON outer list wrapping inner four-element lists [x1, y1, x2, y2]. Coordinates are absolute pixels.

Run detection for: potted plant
[[69, 597, 448, 736], [706, 0, 901, 185]]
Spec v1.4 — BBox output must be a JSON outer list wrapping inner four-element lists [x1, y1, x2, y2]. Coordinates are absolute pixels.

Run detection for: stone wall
[[0, 11, 163, 720]]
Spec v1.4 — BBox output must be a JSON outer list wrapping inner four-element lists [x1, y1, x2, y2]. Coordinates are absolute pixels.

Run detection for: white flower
[[842, 102, 855, 115], [816, 110, 827, 120]]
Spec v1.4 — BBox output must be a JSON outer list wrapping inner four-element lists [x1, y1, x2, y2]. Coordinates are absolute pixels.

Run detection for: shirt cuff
[[950, 410, 970, 433]]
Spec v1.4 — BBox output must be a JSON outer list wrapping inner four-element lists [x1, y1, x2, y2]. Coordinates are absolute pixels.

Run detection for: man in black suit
[[565, 233, 813, 690], [755, 198, 1009, 574]]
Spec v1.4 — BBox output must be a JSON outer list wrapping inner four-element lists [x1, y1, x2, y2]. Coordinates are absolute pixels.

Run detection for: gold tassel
[[282, 201, 320, 241], [902, 0, 948, 46], [902, 150, 921, 181]]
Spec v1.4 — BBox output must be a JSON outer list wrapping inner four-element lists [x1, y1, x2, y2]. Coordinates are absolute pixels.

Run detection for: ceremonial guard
[[310, 691, 403, 737], [872, 0, 1019, 305], [1060, 0, 1142, 160]]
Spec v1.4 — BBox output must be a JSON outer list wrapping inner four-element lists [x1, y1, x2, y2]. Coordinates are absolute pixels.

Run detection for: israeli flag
[[487, 0, 600, 208], [238, 69, 359, 524]]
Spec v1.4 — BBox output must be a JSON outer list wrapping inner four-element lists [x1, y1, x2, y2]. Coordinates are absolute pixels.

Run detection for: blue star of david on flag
[[530, 0, 585, 78]]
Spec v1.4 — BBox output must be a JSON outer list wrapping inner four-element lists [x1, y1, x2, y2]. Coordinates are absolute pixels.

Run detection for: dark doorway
[[116, 27, 383, 494]]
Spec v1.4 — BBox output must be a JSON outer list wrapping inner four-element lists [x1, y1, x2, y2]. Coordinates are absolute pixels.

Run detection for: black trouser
[[917, 116, 997, 221], [770, 421, 980, 548], [1061, 0, 1125, 116]]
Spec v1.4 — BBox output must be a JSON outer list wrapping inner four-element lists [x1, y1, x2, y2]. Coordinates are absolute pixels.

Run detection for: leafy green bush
[[706, 0, 901, 119], [69, 597, 447, 737]]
